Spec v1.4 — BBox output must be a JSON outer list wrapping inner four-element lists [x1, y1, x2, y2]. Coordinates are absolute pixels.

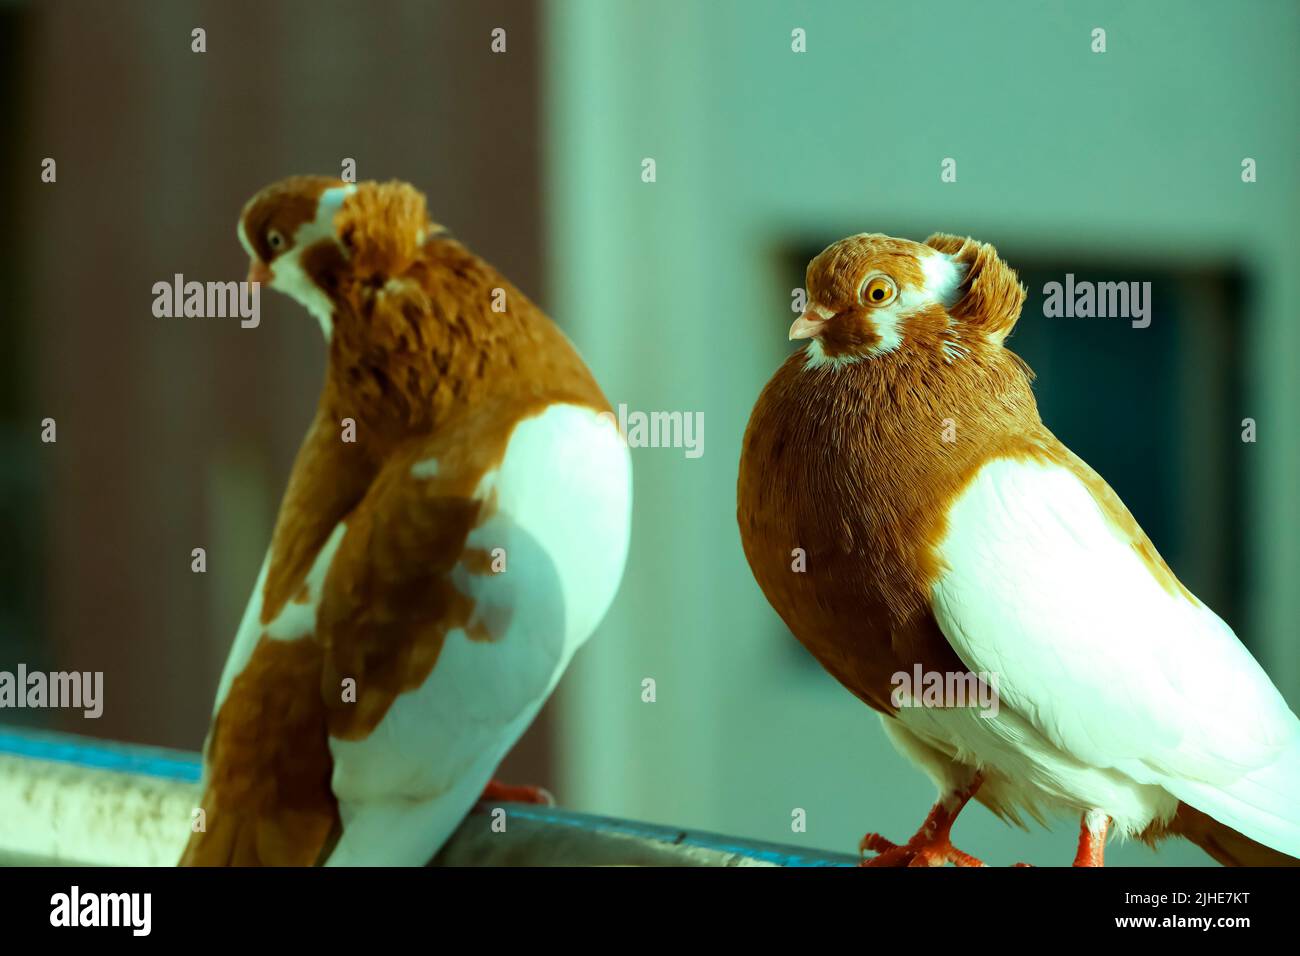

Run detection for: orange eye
[[861, 276, 896, 305]]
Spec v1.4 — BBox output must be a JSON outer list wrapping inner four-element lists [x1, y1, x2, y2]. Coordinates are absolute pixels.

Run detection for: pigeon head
[[791, 232, 1026, 367], [238, 175, 353, 333]]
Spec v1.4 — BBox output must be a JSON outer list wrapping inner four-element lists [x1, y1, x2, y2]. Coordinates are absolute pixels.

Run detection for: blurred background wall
[[2, 0, 1297, 866]]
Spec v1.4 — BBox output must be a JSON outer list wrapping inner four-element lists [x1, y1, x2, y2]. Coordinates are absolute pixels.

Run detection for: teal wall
[[543, 0, 1300, 865]]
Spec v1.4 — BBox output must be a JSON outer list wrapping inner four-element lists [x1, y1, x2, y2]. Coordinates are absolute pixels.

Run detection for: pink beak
[[788, 310, 828, 340], [248, 259, 273, 286]]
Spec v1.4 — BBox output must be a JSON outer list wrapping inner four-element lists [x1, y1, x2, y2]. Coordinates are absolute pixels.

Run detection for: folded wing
[[929, 454, 1300, 857]]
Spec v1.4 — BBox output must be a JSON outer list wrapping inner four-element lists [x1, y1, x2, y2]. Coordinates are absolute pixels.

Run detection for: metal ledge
[[0, 729, 855, 867]]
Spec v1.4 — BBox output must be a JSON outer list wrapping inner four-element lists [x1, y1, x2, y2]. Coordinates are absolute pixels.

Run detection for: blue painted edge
[[0, 728, 855, 866], [0, 728, 202, 783], [505, 806, 857, 868]]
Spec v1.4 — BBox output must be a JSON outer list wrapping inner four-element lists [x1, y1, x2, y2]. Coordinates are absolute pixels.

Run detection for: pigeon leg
[[860, 773, 985, 867], [1072, 809, 1109, 867]]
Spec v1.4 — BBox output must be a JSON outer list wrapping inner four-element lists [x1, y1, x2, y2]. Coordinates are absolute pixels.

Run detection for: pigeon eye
[[861, 276, 897, 306], [266, 229, 286, 252]]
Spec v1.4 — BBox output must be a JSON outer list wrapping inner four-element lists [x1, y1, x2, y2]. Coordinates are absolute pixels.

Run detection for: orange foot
[[860, 831, 985, 867], [860, 774, 985, 868], [477, 779, 555, 807], [1014, 810, 1109, 867]]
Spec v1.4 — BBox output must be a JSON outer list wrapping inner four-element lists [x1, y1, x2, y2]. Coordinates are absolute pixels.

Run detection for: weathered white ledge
[[0, 729, 854, 867]]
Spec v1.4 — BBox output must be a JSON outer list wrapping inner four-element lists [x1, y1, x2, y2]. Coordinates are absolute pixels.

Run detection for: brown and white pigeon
[[180, 176, 631, 865], [737, 231, 1300, 867]]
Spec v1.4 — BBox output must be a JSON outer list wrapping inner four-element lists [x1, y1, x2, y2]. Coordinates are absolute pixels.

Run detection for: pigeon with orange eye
[[741, 230, 1300, 868]]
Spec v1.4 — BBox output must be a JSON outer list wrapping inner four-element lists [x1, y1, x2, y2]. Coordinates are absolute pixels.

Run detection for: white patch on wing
[[197, 522, 342, 793], [465, 404, 633, 657], [204, 521, 347, 758], [326, 403, 633, 864], [910, 454, 1300, 848], [265, 522, 346, 641], [209, 551, 270, 722], [409, 457, 440, 479]]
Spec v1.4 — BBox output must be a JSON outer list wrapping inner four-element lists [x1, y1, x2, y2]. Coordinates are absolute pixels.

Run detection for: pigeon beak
[[788, 310, 829, 340], [248, 259, 274, 287]]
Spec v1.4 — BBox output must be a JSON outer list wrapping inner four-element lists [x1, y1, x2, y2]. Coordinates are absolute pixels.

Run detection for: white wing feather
[[324, 404, 632, 864], [930, 456, 1300, 855]]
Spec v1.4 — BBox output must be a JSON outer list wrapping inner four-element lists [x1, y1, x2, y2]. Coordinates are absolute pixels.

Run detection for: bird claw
[[859, 831, 985, 868], [476, 780, 555, 808], [859, 832, 900, 855]]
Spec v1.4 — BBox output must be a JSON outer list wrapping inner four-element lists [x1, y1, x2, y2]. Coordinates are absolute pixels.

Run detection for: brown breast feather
[[737, 339, 1195, 719]]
